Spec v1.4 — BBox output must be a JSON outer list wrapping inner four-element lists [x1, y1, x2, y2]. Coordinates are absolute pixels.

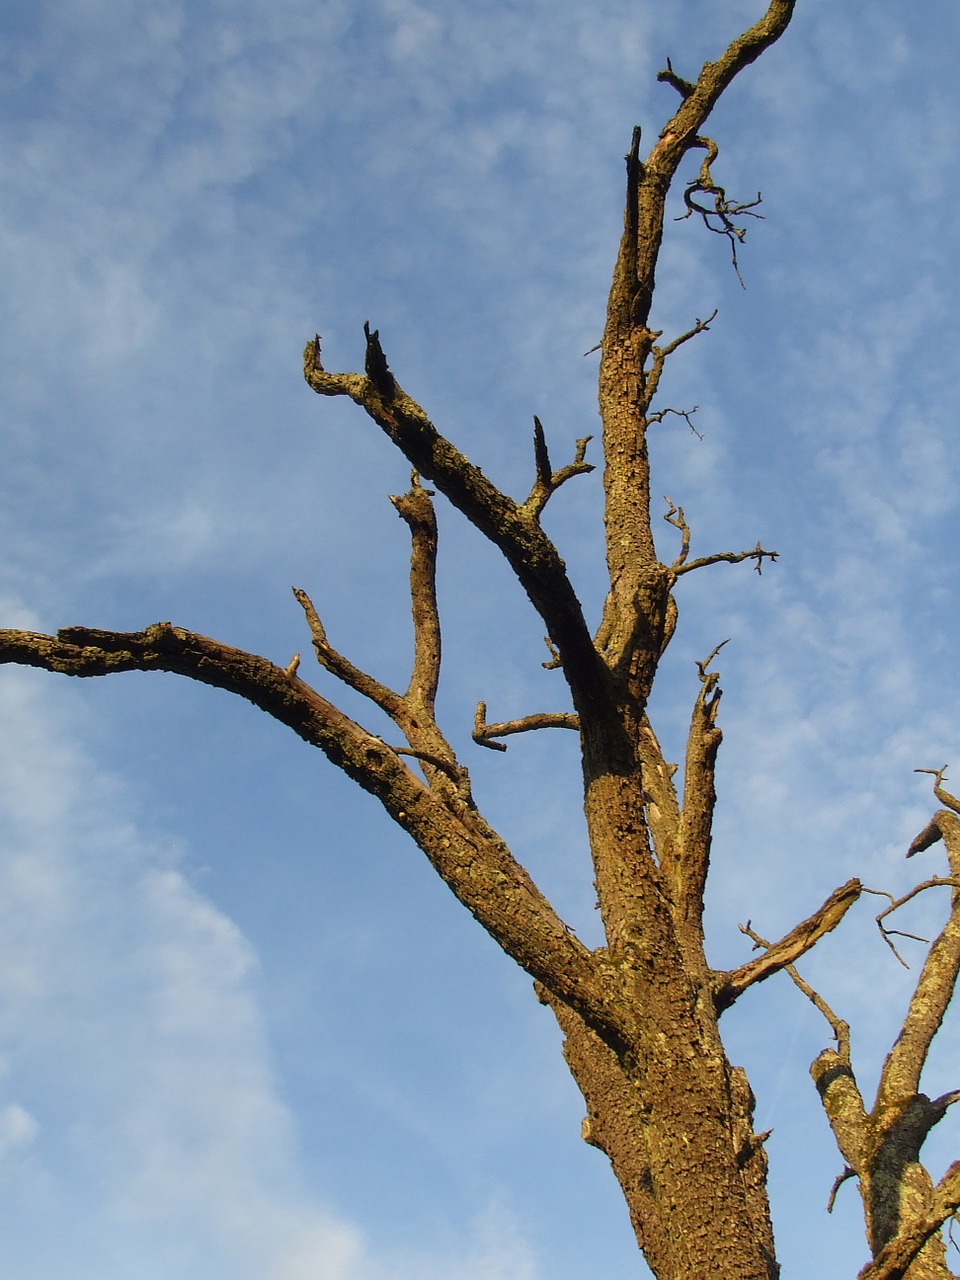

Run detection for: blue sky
[[2, 1, 960, 1276]]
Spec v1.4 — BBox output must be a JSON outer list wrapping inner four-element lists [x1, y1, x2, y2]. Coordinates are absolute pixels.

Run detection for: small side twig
[[292, 586, 403, 718], [643, 310, 718, 406], [675, 540, 779, 577], [869, 880, 960, 968], [657, 56, 695, 99], [664, 497, 691, 567], [649, 406, 703, 438], [915, 766, 960, 817], [542, 635, 563, 670], [828, 1166, 857, 1214]]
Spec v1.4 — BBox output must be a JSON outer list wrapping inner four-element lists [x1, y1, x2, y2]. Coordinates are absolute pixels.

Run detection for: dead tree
[[1, 3, 958, 1276]]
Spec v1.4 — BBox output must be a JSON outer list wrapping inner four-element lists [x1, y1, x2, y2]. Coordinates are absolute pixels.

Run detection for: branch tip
[[363, 320, 396, 395]]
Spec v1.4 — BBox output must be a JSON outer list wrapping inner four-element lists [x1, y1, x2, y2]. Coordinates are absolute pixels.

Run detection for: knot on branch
[[389, 470, 436, 527]]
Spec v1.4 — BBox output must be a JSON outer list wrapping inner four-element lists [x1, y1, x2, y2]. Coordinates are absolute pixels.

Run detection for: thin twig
[[675, 541, 779, 577]]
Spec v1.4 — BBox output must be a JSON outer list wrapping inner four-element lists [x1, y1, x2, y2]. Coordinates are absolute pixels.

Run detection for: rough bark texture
[[2, 4, 959, 1276]]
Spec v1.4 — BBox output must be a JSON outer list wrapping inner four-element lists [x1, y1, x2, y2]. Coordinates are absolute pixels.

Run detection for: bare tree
[[2, 3, 959, 1277]]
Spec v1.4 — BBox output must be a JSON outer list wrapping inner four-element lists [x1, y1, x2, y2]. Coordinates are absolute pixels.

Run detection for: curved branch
[[914, 766, 960, 819], [0, 622, 622, 1038], [676, 137, 763, 283]]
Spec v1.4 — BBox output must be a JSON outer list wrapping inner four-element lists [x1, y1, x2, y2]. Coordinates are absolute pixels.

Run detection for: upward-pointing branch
[[304, 332, 612, 724], [597, 1, 793, 697]]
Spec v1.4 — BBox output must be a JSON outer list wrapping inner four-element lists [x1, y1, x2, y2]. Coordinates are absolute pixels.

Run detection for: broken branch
[[714, 879, 863, 1012], [390, 472, 441, 713]]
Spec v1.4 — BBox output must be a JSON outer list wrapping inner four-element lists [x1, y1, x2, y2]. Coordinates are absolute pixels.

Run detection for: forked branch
[[873, 781, 960, 1107], [304, 333, 609, 721], [523, 417, 594, 519], [642, 311, 718, 407], [291, 472, 466, 798], [664, 500, 778, 575]]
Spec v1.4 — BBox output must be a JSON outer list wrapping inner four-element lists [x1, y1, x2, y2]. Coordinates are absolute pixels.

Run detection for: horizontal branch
[[473, 701, 580, 751], [0, 622, 621, 1039], [674, 540, 779, 577], [714, 878, 863, 1012]]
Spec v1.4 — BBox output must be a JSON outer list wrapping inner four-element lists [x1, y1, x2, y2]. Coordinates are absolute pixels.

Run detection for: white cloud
[[0, 1103, 39, 1157], [0, 659, 551, 1280], [0, 663, 369, 1278]]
